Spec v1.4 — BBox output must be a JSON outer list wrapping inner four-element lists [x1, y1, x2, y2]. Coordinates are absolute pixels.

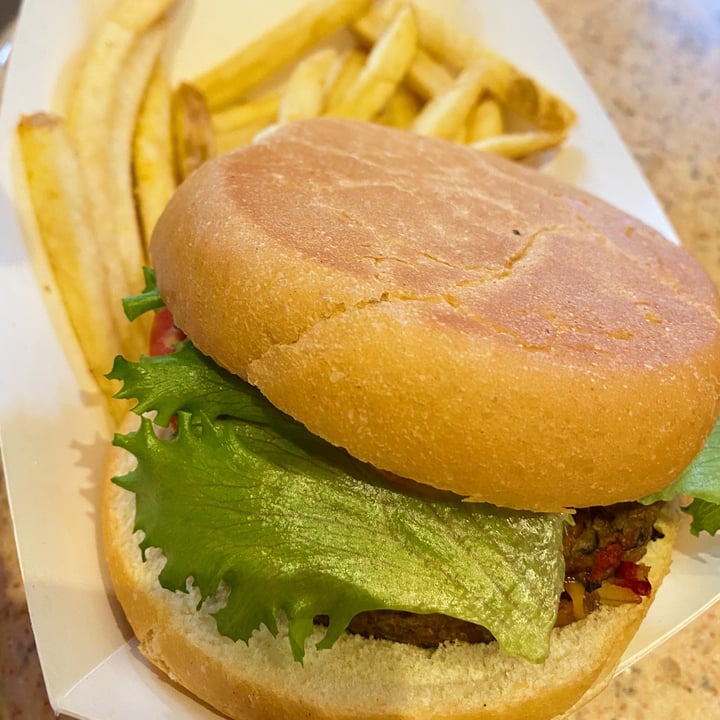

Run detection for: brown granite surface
[[2, 0, 720, 718], [539, 0, 720, 717]]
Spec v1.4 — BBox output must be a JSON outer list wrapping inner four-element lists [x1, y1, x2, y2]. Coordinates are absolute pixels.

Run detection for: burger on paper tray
[[102, 118, 720, 720]]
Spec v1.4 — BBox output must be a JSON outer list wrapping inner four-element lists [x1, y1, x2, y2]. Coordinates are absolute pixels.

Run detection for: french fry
[[352, 1, 452, 100], [405, 51, 454, 99], [215, 121, 272, 154], [410, 1, 485, 70], [327, 4, 417, 120], [411, 62, 486, 139], [107, 0, 177, 30], [472, 129, 567, 159], [65, 0, 176, 234], [133, 59, 176, 248], [17, 113, 125, 414], [351, 0, 402, 43], [465, 96, 504, 142], [409, 2, 576, 130], [452, 123, 467, 144], [377, 85, 421, 128], [109, 21, 167, 285], [193, 0, 372, 112], [211, 93, 282, 136], [485, 67, 576, 131], [278, 48, 338, 123], [172, 83, 217, 182], [65, 3, 175, 358], [324, 48, 367, 111]]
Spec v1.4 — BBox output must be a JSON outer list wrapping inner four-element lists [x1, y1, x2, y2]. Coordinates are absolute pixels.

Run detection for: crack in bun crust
[[151, 118, 720, 511]]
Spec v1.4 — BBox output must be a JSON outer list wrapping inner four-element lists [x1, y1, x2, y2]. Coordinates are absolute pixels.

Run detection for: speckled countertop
[[540, 0, 720, 717], [2, 0, 720, 718]]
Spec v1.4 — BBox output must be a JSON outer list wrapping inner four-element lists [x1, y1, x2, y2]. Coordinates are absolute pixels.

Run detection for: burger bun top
[[151, 118, 720, 511]]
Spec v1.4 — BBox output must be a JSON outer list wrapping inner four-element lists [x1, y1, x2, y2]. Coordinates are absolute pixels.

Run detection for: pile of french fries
[[16, 0, 575, 421]]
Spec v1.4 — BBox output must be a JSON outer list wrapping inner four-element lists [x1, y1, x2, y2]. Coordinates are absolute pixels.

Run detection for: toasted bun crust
[[103, 431, 678, 720], [151, 118, 720, 511]]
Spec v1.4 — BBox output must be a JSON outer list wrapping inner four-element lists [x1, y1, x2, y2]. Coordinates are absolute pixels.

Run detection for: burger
[[102, 118, 720, 719]]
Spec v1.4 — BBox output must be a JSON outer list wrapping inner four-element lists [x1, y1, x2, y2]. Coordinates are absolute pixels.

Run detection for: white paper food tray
[[0, 1, 718, 718]]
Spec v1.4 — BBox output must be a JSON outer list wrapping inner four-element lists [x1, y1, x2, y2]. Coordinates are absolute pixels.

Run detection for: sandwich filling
[[108, 273, 720, 663], [337, 500, 664, 647]]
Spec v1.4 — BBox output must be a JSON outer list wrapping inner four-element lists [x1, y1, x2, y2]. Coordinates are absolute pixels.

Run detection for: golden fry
[[352, 0, 452, 100], [377, 85, 421, 128], [411, 62, 486, 139], [193, 0, 372, 111], [324, 48, 367, 111], [485, 65, 576, 131], [133, 60, 176, 248], [278, 48, 338, 123], [65, 6, 172, 358], [465, 97, 504, 142], [64, 22, 143, 312], [17, 113, 125, 411], [108, 0, 177, 30], [409, 2, 576, 130], [172, 83, 217, 182], [409, 1, 484, 71], [215, 121, 272, 154], [65, 1, 176, 244], [351, 0, 402, 41], [328, 5, 417, 120], [451, 123, 467, 144], [211, 93, 282, 136], [405, 50, 453, 99], [108, 21, 167, 286], [472, 129, 567, 159]]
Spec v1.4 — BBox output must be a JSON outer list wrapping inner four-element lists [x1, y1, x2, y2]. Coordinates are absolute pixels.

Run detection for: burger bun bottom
[[102, 419, 679, 720]]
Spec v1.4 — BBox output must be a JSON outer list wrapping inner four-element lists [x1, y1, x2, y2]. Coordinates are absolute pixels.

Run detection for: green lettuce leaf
[[111, 345, 565, 663], [642, 419, 720, 535], [682, 499, 720, 536], [121, 267, 165, 320], [107, 342, 288, 429]]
